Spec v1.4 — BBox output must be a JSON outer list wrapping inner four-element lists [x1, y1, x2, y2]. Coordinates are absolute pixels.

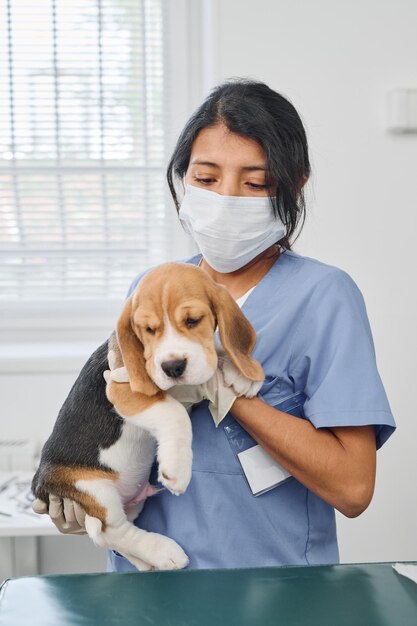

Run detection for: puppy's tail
[[85, 515, 105, 546]]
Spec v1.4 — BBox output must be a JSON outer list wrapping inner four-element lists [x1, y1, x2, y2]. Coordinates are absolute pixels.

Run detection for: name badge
[[223, 391, 307, 496], [224, 420, 292, 496], [237, 444, 291, 496]]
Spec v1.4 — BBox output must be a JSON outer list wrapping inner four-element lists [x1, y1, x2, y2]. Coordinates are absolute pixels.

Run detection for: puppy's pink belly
[[123, 482, 159, 509]]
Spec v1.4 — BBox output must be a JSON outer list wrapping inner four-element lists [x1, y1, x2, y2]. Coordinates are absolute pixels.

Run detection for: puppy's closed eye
[[185, 317, 202, 328]]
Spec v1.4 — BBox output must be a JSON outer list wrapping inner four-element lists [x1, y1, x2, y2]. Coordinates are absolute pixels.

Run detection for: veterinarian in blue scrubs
[[39, 78, 394, 569], [107, 79, 396, 571]]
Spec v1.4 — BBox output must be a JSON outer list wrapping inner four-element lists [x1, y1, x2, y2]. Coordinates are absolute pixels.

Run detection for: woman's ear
[[209, 284, 264, 382], [295, 174, 309, 198], [116, 298, 160, 396]]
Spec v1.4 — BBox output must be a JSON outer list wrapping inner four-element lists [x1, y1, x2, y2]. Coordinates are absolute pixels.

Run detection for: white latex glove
[[32, 494, 87, 535], [168, 369, 237, 426]]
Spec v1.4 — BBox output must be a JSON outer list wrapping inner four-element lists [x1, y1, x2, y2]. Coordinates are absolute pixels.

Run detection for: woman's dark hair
[[167, 78, 311, 249]]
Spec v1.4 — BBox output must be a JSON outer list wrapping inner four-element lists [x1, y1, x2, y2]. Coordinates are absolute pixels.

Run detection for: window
[[0, 0, 194, 321]]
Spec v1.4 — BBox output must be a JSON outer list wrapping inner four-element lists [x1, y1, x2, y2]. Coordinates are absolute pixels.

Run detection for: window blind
[[0, 0, 172, 304]]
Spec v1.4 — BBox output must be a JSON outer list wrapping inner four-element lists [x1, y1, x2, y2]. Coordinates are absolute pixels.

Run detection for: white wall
[[213, 0, 417, 562], [1, 0, 416, 573]]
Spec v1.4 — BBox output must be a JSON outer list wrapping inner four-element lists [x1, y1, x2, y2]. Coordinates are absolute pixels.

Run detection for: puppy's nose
[[161, 358, 187, 378]]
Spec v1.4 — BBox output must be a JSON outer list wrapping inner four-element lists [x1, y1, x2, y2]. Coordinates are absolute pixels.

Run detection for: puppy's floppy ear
[[116, 298, 160, 396], [209, 283, 264, 382]]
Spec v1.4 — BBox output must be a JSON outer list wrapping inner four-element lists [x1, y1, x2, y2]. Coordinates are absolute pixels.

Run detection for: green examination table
[[1, 562, 416, 625]]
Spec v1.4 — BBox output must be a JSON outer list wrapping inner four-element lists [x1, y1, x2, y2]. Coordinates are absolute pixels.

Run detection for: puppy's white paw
[[140, 533, 189, 570], [219, 357, 263, 398], [119, 551, 154, 572], [157, 447, 193, 496]]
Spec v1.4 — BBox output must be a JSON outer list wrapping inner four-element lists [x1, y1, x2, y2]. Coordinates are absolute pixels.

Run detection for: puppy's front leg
[[133, 395, 193, 496], [106, 376, 192, 496]]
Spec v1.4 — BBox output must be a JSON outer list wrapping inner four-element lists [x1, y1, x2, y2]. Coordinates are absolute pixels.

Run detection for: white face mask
[[178, 184, 286, 273]]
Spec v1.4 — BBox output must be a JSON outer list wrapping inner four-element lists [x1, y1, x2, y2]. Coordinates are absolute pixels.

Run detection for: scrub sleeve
[[289, 268, 395, 448]]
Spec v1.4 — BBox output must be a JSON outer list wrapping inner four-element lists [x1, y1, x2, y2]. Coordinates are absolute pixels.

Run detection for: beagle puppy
[[32, 262, 264, 571]]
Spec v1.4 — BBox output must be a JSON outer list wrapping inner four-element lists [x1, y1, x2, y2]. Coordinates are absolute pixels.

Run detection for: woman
[[108, 78, 395, 571], [44, 79, 397, 570]]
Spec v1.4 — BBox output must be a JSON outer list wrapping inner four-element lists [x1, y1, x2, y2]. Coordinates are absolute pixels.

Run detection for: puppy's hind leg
[[76, 477, 189, 571], [82, 514, 152, 572]]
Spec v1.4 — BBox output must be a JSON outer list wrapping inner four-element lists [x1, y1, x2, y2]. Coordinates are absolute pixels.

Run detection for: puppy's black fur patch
[[32, 340, 122, 497]]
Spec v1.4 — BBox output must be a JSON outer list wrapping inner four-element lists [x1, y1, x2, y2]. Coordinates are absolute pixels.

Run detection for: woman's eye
[[185, 317, 201, 328], [247, 182, 268, 189], [194, 177, 215, 185]]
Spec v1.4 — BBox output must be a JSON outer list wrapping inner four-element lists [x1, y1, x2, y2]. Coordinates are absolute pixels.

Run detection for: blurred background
[[0, 0, 416, 577]]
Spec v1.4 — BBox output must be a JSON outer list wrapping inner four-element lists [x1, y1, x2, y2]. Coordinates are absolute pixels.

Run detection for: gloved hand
[[168, 367, 237, 426], [32, 494, 87, 535]]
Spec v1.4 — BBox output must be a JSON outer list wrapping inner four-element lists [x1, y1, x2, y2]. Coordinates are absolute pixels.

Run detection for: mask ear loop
[[264, 242, 281, 261]]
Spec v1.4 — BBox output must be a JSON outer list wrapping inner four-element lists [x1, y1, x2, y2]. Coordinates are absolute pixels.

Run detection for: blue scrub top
[[108, 249, 396, 572]]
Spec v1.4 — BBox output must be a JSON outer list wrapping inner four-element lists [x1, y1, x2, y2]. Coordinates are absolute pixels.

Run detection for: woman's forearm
[[230, 395, 376, 518]]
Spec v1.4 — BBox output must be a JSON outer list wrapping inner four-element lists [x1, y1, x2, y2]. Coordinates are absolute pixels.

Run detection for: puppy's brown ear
[[209, 284, 264, 381], [116, 298, 160, 396]]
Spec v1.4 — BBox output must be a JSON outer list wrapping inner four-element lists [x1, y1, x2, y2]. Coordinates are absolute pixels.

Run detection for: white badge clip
[[224, 412, 295, 496]]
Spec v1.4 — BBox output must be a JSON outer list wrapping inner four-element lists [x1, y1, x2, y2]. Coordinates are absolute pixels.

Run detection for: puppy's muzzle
[[161, 358, 187, 378]]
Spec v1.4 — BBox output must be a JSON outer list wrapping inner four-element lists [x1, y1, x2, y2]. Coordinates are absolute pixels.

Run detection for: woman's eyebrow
[[190, 159, 219, 167], [241, 165, 267, 172], [190, 159, 266, 171]]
